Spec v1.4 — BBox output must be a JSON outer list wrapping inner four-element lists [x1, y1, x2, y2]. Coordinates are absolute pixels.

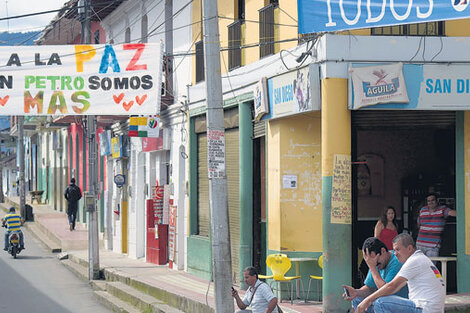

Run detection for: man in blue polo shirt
[[2, 207, 24, 251], [343, 237, 408, 313]]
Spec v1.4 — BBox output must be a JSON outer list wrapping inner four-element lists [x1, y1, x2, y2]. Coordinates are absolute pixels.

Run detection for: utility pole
[[18, 116, 25, 218], [202, 0, 234, 312], [80, 0, 100, 280]]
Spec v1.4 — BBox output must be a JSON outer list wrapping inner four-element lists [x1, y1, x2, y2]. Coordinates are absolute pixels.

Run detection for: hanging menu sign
[[168, 205, 177, 262], [152, 184, 164, 224]]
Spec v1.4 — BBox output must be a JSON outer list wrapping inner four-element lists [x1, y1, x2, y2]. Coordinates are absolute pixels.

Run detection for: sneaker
[[69, 223, 73, 231]]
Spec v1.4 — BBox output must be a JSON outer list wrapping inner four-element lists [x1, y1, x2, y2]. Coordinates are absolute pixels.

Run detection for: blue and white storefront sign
[[298, 0, 470, 34], [265, 64, 320, 120], [350, 63, 470, 110], [350, 63, 409, 109]]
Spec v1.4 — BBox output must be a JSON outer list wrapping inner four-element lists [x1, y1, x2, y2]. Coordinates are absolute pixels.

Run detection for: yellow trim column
[[321, 78, 351, 311]]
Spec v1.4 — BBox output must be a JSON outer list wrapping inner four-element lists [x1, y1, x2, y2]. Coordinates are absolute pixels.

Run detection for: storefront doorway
[[351, 110, 457, 292]]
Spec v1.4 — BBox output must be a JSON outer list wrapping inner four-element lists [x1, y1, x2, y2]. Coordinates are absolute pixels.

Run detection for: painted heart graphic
[[0, 95, 9, 106], [123, 101, 134, 111], [135, 95, 147, 105], [113, 93, 125, 104]]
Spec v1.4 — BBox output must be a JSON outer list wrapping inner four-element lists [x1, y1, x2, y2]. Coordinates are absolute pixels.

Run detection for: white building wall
[[102, 0, 192, 268], [112, 158, 123, 253]]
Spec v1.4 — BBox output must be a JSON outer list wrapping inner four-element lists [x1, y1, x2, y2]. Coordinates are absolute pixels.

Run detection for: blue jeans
[[352, 296, 422, 313], [416, 245, 439, 258], [4, 230, 24, 249], [352, 297, 375, 313], [373, 295, 422, 313]]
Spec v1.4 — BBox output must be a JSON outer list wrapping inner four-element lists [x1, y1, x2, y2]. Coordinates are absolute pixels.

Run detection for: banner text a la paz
[[0, 43, 163, 115]]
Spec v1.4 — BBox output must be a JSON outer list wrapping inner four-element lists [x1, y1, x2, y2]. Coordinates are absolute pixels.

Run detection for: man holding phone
[[342, 237, 408, 312], [232, 266, 279, 313]]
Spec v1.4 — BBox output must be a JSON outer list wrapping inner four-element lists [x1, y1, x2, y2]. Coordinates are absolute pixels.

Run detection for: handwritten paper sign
[[331, 154, 352, 224]]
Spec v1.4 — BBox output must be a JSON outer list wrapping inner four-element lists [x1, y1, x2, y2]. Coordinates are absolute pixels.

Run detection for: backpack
[[66, 185, 82, 202]]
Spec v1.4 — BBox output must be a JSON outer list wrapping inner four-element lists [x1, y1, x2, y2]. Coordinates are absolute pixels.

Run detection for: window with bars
[[259, 3, 276, 58], [195, 40, 205, 83], [371, 22, 444, 36], [228, 20, 242, 70]]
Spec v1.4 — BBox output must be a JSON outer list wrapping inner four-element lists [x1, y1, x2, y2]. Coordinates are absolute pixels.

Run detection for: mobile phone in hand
[[343, 287, 350, 297]]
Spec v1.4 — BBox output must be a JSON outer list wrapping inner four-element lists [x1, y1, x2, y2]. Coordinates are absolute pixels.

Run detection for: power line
[[0, 7, 74, 22], [0, 0, 122, 22], [218, 15, 297, 28]]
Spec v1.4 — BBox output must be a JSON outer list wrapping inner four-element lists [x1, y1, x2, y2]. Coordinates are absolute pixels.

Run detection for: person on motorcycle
[[2, 207, 24, 251]]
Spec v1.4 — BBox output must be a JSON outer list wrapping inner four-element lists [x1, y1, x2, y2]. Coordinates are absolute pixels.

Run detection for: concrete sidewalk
[[2, 197, 470, 313]]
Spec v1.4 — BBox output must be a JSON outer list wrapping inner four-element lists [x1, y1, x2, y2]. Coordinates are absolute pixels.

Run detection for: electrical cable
[[0, 0, 123, 22], [409, 36, 423, 62], [28, 0, 120, 45], [430, 36, 443, 62], [147, 0, 194, 38], [277, 6, 297, 23], [422, 36, 426, 61], [218, 15, 297, 28]]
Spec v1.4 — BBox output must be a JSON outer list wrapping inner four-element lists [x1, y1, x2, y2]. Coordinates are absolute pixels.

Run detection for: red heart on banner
[[136, 94, 147, 105], [0, 96, 9, 106], [113, 93, 125, 104], [123, 101, 134, 111]]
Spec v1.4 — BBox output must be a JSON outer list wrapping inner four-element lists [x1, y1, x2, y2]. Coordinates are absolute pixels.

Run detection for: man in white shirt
[[232, 266, 279, 313], [357, 233, 445, 313]]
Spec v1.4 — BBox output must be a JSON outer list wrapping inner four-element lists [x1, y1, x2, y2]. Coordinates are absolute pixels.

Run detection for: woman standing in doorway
[[374, 206, 398, 250]]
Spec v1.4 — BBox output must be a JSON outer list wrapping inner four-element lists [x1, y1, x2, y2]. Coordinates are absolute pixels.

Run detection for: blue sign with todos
[[298, 0, 470, 34]]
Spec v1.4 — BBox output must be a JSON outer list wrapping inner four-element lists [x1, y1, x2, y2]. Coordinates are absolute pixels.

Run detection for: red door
[[146, 199, 168, 264]]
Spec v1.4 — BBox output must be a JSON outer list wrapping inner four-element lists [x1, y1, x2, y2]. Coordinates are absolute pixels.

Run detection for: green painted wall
[[189, 118, 198, 235], [187, 236, 212, 280], [456, 112, 470, 292], [239, 101, 253, 288]]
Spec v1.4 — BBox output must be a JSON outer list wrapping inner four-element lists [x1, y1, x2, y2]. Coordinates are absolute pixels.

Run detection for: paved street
[[0, 224, 111, 313]]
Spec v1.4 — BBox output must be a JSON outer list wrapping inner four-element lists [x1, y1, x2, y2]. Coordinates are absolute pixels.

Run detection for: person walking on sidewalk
[[64, 178, 82, 231], [232, 266, 279, 313], [2, 207, 25, 250]]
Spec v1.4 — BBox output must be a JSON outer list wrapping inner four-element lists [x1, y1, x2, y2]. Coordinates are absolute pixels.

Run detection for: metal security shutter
[[197, 134, 210, 237], [253, 120, 266, 138], [352, 111, 455, 129], [226, 129, 240, 281], [197, 129, 240, 281]]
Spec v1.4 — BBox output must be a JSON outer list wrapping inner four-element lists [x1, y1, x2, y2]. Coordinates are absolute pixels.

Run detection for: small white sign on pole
[[207, 129, 226, 179]]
